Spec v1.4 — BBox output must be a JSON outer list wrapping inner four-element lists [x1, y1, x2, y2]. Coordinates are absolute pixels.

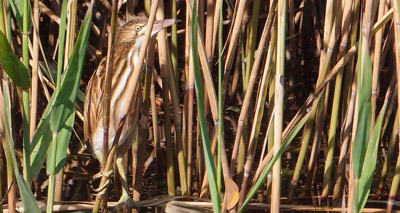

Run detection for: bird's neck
[[111, 44, 140, 86]]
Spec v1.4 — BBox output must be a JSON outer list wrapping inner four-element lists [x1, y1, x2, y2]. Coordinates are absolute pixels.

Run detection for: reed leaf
[[239, 112, 310, 212], [351, 30, 372, 212], [48, 1, 92, 172], [0, 31, 31, 88], [192, 0, 220, 211], [356, 90, 387, 209], [2, 82, 40, 212], [29, 3, 92, 177], [8, 0, 29, 30], [352, 42, 372, 179]]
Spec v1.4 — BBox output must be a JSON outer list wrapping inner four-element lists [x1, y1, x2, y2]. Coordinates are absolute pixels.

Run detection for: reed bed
[[1, 0, 400, 212]]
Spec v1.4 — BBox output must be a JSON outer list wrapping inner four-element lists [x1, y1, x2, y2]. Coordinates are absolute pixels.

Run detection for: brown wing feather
[[84, 57, 106, 143]]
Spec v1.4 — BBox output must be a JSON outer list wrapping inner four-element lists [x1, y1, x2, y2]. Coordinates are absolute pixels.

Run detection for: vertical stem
[[155, 1, 181, 195], [1, 2, 15, 211], [371, 0, 387, 126], [64, 0, 77, 68], [217, 0, 223, 192], [46, 133, 58, 213], [244, 0, 261, 90], [271, 0, 286, 212], [22, 0, 30, 183], [2, 81, 16, 213], [321, 0, 352, 201], [30, 0, 39, 145], [171, 0, 178, 84], [53, 0, 69, 202], [187, 44, 195, 195]]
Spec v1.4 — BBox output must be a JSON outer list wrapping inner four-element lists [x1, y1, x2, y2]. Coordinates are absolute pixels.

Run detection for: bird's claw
[[91, 170, 113, 196], [92, 169, 113, 180], [92, 179, 110, 196]]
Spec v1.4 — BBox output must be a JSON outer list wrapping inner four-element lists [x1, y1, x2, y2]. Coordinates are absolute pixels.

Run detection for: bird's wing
[[84, 57, 106, 142]]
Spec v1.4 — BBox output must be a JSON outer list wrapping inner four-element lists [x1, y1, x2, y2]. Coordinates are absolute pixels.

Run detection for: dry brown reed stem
[[64, 0, 77, 69], [252, 11, 392, 191], [133, 32, 157, 202], [211, 0, 223, 57], [254, 107, 275, 182], [205, 0, 214, 61], [149, 72, 159, 160], [185, 63, 194, 196], [371, 0, 387, 126], [133, 84, 146, 203], [184, 3, 193, 196], [155, 0, 188, 195], [224, 0, 247, 72], [332, 86, 355, 203], [320, 0, 335, 69], [303, 1, 341, 195], [29, 0, 39, 140], [244, 0, 261, 87], [228, 50, 241, 99], [39, 2, 60, 24], [0, 6, 15, 208], [321, 0, 353, 201], [381, 82, 398, 138], [292, 4, 340, 187], [183, 1, 219, 128], [131, 117, 139, 202], [240, 13, 276, 204], [2, 80, 16, 213], [185, 0, 218, 119], [271, 59, 284, 204], [229, 0, 277, 177]]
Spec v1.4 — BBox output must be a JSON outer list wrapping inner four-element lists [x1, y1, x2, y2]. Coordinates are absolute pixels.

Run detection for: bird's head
[[117, 14, 178, 49]]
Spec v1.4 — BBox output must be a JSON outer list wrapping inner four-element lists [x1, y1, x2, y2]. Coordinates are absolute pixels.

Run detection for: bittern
[[84, 15, 177, 207]]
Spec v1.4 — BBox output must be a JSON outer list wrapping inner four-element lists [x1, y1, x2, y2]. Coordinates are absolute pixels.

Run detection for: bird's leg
[[114, 155, 137, 209]]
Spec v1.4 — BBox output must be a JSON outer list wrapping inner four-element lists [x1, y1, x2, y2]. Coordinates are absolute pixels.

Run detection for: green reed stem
[[21, 0, 31, 183]]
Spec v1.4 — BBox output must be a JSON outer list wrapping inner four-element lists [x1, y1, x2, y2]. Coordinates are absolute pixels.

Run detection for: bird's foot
[[91, 170, 113, 195], [112, 195, 138, 212], [92, 169, 113, 180], [92, 179, 110, 196]]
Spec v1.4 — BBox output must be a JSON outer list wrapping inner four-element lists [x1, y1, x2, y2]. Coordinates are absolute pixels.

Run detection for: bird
[[84, 14, 177, 208]]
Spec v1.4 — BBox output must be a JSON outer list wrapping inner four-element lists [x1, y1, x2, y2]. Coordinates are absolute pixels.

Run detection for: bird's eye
[[135, 26, 141, 32]]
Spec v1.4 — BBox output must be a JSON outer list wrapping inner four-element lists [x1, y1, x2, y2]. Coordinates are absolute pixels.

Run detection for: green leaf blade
[[0, 30, 31, 88]]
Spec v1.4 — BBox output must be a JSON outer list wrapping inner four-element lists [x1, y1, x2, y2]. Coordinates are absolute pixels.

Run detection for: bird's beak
[[151, 19, 179, 37]]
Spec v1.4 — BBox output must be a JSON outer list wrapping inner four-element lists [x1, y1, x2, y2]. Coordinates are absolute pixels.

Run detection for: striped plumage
[[84, 15, 177, 207]]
